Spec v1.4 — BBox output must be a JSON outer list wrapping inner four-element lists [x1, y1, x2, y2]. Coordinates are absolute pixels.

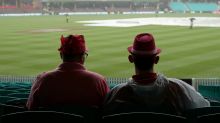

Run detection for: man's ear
[[60, 53, 63, 59], [79, 54, 85, 64], [128, 55, 134, 63], [154, 56, 160, 64]]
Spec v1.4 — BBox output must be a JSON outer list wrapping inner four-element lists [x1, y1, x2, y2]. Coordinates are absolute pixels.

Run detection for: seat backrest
[[0, 96, 18, 103], [0, 103, 26, 116], [7, 93, 29, 98], [209, 99, 220, 106], [197, 113, 220, 122], [6, 98, 27, 107], [0, 90, 18, 96], [38, 105, 100, 122], [13, 89, 30, 93], [0, 111, 85, 123], [102, 112, 186, 123], [183, 106, 220, 118], [102, 101, 177, 115]]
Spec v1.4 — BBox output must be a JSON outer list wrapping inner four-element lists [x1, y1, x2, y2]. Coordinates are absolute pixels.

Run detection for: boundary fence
[[0, 75, 219, 100]]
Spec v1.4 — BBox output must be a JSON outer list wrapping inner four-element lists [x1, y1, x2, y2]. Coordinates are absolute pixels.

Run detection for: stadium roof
[[41, 0, 159, 2], [42, 0, 130, 2]]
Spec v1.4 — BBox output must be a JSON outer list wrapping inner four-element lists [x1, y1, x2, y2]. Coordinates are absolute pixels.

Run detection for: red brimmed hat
[[128, 33, 161, 55], [58, 34, 88, 55]]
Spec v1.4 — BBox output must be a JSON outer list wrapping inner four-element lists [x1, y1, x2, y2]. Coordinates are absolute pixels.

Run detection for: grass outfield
[[0, 13, 220, 78]]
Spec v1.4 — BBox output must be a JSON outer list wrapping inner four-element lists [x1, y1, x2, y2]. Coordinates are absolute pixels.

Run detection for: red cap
[[58, 34, 88, 55], [128, 33, 161, 55]]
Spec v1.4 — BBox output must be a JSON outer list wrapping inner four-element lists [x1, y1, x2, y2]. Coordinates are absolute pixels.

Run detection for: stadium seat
[[6, 98, 27, 107], [0, 82, 31, 90], [38, 105, 100, 123], [14, 88, 30, 93], [7, 93, 29, 98], [197, 113, 220, 123], [0, 96, 18, 103], [102, 101, 177, 115], [0, 111, 85, 123], [1, 86, 21, 90], [102, 112, 187, 123], [0, 103, 25, 116], [208, 99, 220, 106], [0, 90, 18, 96], [183, 106, 220, 122]]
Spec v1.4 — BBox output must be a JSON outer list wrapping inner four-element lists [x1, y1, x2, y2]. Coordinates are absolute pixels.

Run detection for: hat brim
[[128, 46, 161, 55]]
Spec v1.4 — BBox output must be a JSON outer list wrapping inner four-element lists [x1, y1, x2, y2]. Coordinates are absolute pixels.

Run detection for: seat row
[[0, 103, 220, 123], [0, 110, 219, 123]]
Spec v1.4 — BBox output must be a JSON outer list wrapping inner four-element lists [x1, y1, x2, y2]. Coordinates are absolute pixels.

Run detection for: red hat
[[58, 34, 88, 55], [128, 33, 161, 55]]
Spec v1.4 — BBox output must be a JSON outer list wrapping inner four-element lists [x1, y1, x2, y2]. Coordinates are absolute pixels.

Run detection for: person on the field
[[103, 33, 210, 115], [65, 14, 70, 23], [27, 34, 110, 110], [190, 17, 195, 29]]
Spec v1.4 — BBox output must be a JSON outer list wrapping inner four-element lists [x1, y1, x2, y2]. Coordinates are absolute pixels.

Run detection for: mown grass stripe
[[0, 14, 220, 78]]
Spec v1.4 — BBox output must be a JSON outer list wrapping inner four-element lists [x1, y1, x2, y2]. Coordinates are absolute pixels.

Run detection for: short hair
[[61, 53, 84, 62], [132, 54, 156, 71]]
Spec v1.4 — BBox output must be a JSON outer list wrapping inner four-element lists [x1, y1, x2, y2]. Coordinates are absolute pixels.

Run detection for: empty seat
[[0, 103, 25, 116], [14, 89, 30, 93], [7, 93, 29, 98], [102, 112, 186, 123], [183, 106, 220, 117], [6, 98, 27, 107], [197, 113, 220, 123], [102, 102, 177, 115], [0, 90, 18, 96], [209, 99, 220, 106], [38, 105, 100, 123], [0, 111, 85, 123], [0, 96, 18, 103], [183, 106, 220, 122]]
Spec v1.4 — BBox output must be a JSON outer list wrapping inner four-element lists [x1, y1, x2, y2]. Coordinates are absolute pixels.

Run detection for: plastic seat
[[0, 103, 25, 116], [0, 90, 18, 96], [14, 89, 30, 93], [6, 98, 27, 107], [1, 86, 21, 90], [183, 106, 220, 122], [38, 105, 100, 123], [209, 99, 220, 106], [0, 111, 85, 123], [102, 101, 177, 115], [102, 112, 187, 123], [7, 93, 29, 98], [183, 106, 220, 117], [0, 96, 18, 103], [197, 113, 220, 123]]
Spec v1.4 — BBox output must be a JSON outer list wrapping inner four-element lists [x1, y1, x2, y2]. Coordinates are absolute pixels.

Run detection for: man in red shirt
[[26, 34, 110, 110]]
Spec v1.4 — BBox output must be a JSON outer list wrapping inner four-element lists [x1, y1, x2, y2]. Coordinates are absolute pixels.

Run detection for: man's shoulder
[[168, 78, 193, 88], [84, 70, 106, 80], [110, 82, 131, 93], [167, 78, 199, 97], [36, 70, 57, 79]]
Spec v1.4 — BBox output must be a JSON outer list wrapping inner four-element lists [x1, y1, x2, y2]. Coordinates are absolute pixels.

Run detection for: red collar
[[132, 73, 157, 85]]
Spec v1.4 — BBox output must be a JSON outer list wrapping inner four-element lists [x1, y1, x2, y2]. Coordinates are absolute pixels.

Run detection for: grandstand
[[0, 0, 159, 14], [0, 0, 219, 15], [169, 1, 219, 13], [169, 2, 189, 12]]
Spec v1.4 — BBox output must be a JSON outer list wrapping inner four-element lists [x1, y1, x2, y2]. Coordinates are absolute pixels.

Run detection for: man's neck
[[133, 69, 157, 85], [135, 68, 155, 75]]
